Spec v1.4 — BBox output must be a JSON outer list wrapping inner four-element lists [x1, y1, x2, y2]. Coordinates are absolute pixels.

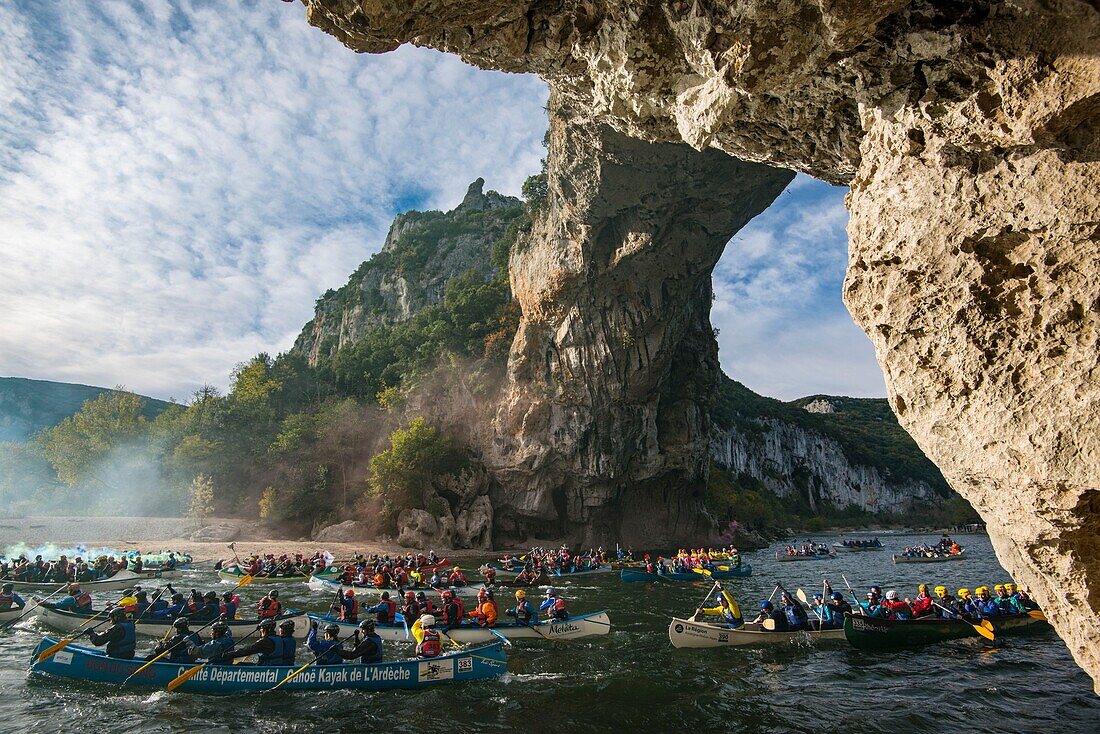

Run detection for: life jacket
[[513, 600, 535, 624], [375, 599, 397, 623], [472, 600, 497, 627], [258, 598, 283, 619], [162, 632, 199, 663], [443, 600, 462, 627], [549, 598, 568, 620], [341, 596, 359, 622], [358, 633, 383, 664], [220, 601, 237, 619], [373, 573, 386, 588], [208, 635, 236, 664], [783, 603, 808, 627], [310, 634, 342, 665], [0, 593, 15, 611], [883, 600, 912, 620], [402, 603, 421, 625], [107, 621, 136, 659], [417, 629, 441, 658], [280, 635, 297, 666], [187, 600, 204, 615], [71, 591, 92, 610], [258, 635, 284, 665]]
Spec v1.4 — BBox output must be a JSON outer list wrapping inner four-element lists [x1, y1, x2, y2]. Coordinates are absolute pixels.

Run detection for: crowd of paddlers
[[0, 551, 181, 583], [781, 543, 834, 557], [897, 538, 964, 558]]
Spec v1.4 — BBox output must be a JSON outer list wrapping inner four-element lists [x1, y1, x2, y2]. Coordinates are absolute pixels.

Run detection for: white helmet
[[420, 614, 436, 627]]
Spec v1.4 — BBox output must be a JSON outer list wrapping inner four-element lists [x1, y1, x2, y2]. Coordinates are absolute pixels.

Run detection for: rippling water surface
[[2, 533, 1096, 733]]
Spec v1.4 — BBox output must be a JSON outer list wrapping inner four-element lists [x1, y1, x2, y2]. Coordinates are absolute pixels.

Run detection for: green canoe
[[843, 612, 1045, 650]]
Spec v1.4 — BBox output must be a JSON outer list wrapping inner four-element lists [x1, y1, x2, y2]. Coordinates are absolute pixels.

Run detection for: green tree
[[368, 418, 466, 526], [187, 474, 216, 525]]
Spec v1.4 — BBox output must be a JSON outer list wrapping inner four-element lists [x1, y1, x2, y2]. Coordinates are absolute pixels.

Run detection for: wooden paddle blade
[[167, 663, 205, 691], [761, 618, 776, 631], [1027, 609, 1047, 621], [974, 623, 995, 641], [796, 588, 809, 604], [37, 637, 75, 663]]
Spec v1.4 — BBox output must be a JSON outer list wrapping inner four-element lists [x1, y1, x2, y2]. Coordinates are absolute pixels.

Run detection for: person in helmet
[[908, 584, 934, 618], [933, 586, 962, 619], [153, 592, 188, 619], [778, 590, 809, 630], [87, 607, 136, 659], [415, 591, 435, 614], [0, 582, 26, 612], [448, 566, 467, 587], [468, 588, 498, 627], [339, 619, 384, 664], [258, 589, 283, 619], [190, 591, 220, 621], [220, 590, 239, 620], [973, 586, 1001, 618], [506, 589, 538, 625], [188, 621, 236, 664], [148, 617, 201, 663], [306, 620, 344, 665], [750, 600, 789, 631], [332, 589, 358, 623], [694, 589, 743, 629], [229, 618, 282, 664], [440, 589, 463, 630], [276, 619, 297, 665], [363, 591, 397, 623], [401, 590, 421, 626], [51, 584, 93, 613], [881, 590, 912, 620], [481, 565, 497, 585], [415, 614, 442, 658], [993, 584, 1024, 615], [540, 588, 569, 621], [956, 588, 978, 618], [824, 591, 852, 626]]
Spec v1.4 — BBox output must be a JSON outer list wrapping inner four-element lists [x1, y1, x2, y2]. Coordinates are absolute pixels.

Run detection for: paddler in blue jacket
[[338, 619, 383, 664], [779, 590, 809, 630], [228, 619, 283, 664], [973, 586, 1001, 618], [694, 589, 743, 628], [188, 621, 235, 663], [51, 584, 93, 613], [150, 618, 201, 663], [307, 621, 343, 665], [506, 589, 538, 625], [86, 608, 136, 659], [362, 592, 397, 623], [751, 600, 788, 631], [152, 592, 187, 619]]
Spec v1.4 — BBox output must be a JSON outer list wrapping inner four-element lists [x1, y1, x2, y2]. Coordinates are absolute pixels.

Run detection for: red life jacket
[[0, 593, 15, 611], [258, 598, 283, 619], [417, 629, 441, 658], [75, 591, 92, 608], [341, 597, 359, 621]]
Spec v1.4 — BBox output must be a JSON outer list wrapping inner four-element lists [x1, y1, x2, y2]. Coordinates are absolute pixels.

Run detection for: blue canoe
[[491, 563, 612, 576], [620, 565, 752, 583], [28, 637, 507, 693]]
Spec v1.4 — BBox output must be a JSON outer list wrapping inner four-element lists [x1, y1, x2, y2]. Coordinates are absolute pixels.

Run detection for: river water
[[1, 533, 1097, 733]]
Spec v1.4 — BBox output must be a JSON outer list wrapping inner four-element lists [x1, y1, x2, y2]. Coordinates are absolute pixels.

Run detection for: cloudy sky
[[0, 0, 884, 402]]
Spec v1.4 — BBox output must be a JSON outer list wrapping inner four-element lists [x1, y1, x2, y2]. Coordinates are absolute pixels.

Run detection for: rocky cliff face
[[293, 179, 523, 365], [298, 0, 1100, 687]]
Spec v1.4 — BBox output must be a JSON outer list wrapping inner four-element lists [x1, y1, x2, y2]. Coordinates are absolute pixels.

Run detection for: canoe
[[668, 617, 845, 647], [307, 610, 613, 643], [487, 571, 554, 588], [218, 567, 311, 584], [835, 545, 884, 552], [620, 565, 752, 583], [34, 603, 311, 640], [28, 637, 507, 693], [774, 551, 835, 561], [316, 558, 451, 578], [0, 607, 27, 626], [2, 570, 155, 594], [891, 551, 966, 564], [490, 563, 612, 577], [305, 574, 487, 597], [132, 568, 182, 580], [842, 611, 1043, 650]]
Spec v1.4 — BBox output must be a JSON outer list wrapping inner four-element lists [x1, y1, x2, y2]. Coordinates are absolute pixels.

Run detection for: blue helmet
[[831, 591, 843, 601], [760, 600, 773, 610]]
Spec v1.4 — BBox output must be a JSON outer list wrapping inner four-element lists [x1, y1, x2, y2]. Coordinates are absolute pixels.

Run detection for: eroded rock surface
[[299, 0, 1100, 687]]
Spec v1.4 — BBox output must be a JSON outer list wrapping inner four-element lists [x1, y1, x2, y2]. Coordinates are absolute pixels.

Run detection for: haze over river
[[1, 534, 1096, 733]]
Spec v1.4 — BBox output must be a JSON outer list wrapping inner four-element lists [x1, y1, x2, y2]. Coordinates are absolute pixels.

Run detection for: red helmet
[[344, 589, 355, 597], [404, 590, 415, 599], [477, 588, 488, 599], [441, 590, 453, 599]]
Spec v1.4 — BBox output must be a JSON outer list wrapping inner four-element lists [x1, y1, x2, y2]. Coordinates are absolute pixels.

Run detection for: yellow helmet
[[1005, 583, 1016, 592], [452, 566, 460, 572], [958, 588, 971, 597], [515, 589, 526, 599], [993, 584, 1004, 592], [934, 586, 947, 597], [976, 585, 989, 595], [918, 584, 929, 592]]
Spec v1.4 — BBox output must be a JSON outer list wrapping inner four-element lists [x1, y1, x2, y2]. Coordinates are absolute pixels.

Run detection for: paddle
[[930, 601, 995, 641], [1027, 609, 1047, 621], [167, 621, 263, 691], [762, 618, 777, 631], [3, 582, 70, 629], [691, 580, 721, 621], [120, 613, 225, 687], [841, 574, 866, 616], [796, 588, 825, 631], [265, 627, 359, 693]]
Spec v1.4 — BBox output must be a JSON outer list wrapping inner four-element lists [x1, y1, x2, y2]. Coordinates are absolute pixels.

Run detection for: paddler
[[439, 589, 463, 630], [401, 590, 421, 626], [415, 614, 442, 658], [149, 618, 201, 663], [49, 584, 92, 614], [152, 592, 187, 619], [306, 621, 343, 665], [416, 591, 435, 614], [957, 588, 978, 618], [0, 582, 26, 611], [779, 590, 809, 630], [86, 607, 136, 660], [993, 584, 1024, 614], [363, 591, 397, 624], [468, 588, 498, 628], [228, 619, 282, 664], [338, 619, 383, 664], [881, 590, 912, 620], [540, 588, 569, 620], [258, 589, 283, 619], [908, 584, 934, 617], [220, 590, 238, 620], [694, 589, 743, 628], [505, 589, 538, 625], [448, 566, 467, 587], [188, 621, 235, 664], [751, 600, 788, 631], [192, 591, 221, 620], [934, 586, 963, 618], [277, 619, 298, 665], [334, 589, 358, 622], [973, 586, 1001, 618]]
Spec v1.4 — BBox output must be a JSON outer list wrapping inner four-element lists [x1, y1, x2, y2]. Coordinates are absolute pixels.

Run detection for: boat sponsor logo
[[674, 622, 718, 640], [418, 659, 454, 682], [718, 633, 729, 642], [674, 624, 684, 634], [850, 618, 887, 634], [548, 622, 580, 636], [53, 651, 73, 665]]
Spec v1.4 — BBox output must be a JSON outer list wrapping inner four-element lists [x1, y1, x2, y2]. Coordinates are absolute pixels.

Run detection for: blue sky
[[0, 0, 884, 402]]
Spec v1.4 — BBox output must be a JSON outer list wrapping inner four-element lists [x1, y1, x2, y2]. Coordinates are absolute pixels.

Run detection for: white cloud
[[713, 174, 886, 400], [0, 0, 549, 399]]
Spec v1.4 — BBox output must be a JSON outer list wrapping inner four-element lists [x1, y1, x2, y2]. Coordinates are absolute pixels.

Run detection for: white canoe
[[2, 570, 152, 594], [34, 603, 311, 639], [0, 606, 28, 626], [306, 574, 487, 598], [892, 550, 966, 564], [668, 617, 846, 647], [308, 610, 612, 643]]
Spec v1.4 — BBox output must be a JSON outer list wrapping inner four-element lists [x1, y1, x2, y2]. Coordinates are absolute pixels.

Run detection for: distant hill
[[0, 377, 172, 443]]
